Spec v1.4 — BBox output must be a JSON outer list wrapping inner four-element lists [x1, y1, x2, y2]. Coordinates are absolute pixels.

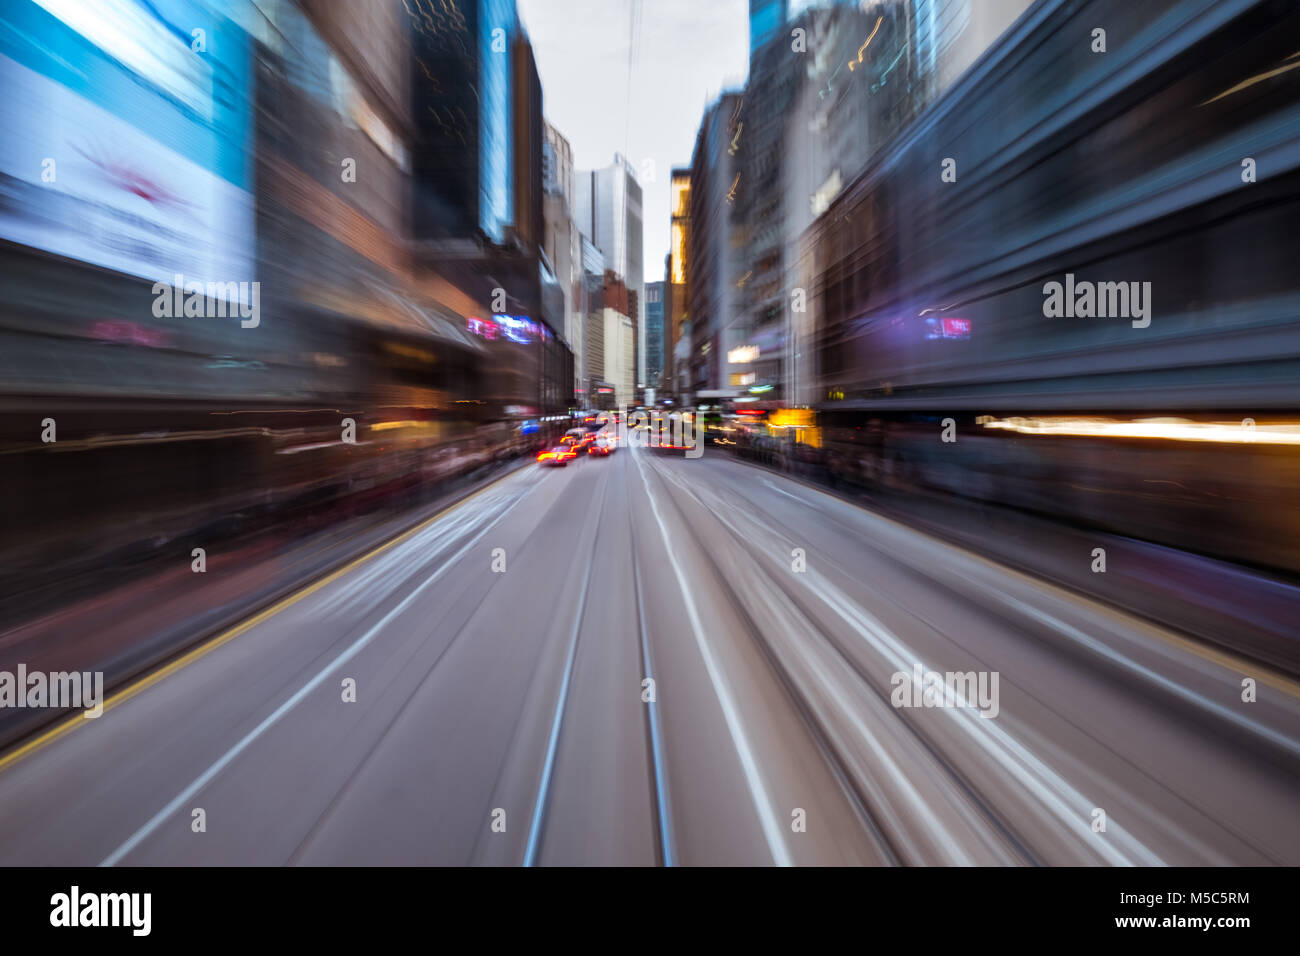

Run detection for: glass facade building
[[479, 0, 514, 243], [645, 281, 664, 388], [749, 0, 787, 55], [409, 0, 517, 242]]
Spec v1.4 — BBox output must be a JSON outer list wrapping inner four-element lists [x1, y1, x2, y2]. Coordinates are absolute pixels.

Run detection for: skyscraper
[[408, 0, 518, 243], [667, 168, 691, 399], [542, 119, 584, 402], [645, 280, 664, 391], [406, 0, 574, 415], [574, 154, 644, 391], [687, 93, 744, 400], [749, 0, 788, 55], [511, 30, 544, 251]]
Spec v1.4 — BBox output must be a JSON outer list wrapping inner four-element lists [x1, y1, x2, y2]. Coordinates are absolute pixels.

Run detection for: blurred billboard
[[0, 0, 254, 293]]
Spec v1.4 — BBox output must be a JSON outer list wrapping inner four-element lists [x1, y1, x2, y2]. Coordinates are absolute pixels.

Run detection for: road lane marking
[[650, 462, 975, 862], [762, 478, 806, 503], [97, 480, 538, 866], [733, 459, 1300, 700], [1001, 596, 1300, 762], [633, 452, 793, 866], [657, 463, 1168, 865], [523, 468, 609, 866], [0, 466, 534, 778], [629, 470, 678, 867]]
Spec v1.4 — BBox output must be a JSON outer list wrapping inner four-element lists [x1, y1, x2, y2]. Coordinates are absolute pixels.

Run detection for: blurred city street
[[1, 443, 1297, 866], [1, 0, 1298, 874]]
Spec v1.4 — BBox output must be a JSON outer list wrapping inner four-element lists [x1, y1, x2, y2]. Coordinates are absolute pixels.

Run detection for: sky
[[517, 0, 751, 285]]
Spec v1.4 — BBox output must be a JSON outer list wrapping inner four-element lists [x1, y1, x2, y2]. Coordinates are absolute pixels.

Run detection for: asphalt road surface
[[2, 443, 1298, 865]]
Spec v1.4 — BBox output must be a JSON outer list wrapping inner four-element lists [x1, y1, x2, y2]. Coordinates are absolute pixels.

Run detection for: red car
[[537, 445, 578, 467]]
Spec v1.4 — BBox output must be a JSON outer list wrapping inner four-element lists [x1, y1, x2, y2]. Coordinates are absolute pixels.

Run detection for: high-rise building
[[579, 236, 606, 407], [581, 234, 606, 279], [582, 270, 636, 407], [645, 281, 665, 390], [915, 0, 1034, 98], [667, 169, 691, 399], [574, 154, 643, 390], [543, 122, 574, 207], [406, 1, 573, 415], [604, 308, 636, 407], [511, 31, 544, 252], [687, 93, 744, 401], [542, 119, 584, 403], [749, 0, 788, 55], [781, 1, 920, 403], [736, 2, 806, 403], [408, 0, 518, 243]]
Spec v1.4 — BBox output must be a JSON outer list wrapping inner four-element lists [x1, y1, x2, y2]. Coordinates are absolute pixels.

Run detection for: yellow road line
[[0, 467, 523, 775]]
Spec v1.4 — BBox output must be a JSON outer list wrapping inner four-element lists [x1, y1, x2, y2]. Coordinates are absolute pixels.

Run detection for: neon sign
[[925, 317, 971, 340], [467, 314, 545, 344]]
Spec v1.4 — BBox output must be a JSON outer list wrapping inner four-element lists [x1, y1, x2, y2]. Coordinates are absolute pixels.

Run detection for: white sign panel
[[0, 53, 253, 294]]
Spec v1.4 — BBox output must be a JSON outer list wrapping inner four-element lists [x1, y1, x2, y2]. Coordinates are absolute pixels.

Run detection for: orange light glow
[[978, 416, 1300, 445]]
